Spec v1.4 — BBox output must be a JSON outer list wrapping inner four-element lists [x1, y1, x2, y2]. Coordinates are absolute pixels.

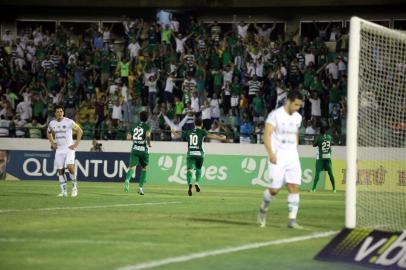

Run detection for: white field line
[[115, 231, 338, 270], [0, 237, 155, 246], [0, 201, 181, 213]]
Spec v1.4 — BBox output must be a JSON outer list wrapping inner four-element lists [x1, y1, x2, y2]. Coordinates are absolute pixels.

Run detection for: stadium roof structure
[[0, 0, 404, 8]]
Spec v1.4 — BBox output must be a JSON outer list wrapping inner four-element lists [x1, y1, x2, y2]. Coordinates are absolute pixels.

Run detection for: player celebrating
[[311, 126, 336, 192], [258, 90, 303, 229], [47, 105, 83, 197], [172, 118, 226, 196], [124, 111, 151, 195]]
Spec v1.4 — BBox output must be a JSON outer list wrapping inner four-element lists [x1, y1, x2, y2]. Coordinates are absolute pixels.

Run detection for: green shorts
[[129, 151, 149, 168], [187, 156, 204, 170], [316, 159, 332, 172]]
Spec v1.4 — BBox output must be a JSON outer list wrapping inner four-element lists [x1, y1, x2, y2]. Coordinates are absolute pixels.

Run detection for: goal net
[[346, 17, 406, 231]]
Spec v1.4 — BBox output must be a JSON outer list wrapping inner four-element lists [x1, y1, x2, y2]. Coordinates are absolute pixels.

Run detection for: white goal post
[[346, 17, 406, 230]]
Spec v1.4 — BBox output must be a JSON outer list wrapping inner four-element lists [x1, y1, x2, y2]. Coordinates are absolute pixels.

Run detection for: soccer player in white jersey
[[47, 105, 83, 197], [258, 90, 303, 229]]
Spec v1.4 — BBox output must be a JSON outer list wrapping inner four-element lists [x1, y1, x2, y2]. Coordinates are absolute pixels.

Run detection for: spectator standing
[[325, 59, 339, 81], [116, 57, 130, 85], [14, 114, 27, 138], [210, 93, 221, 122], [25, 118, 45, 138], [251, 92, 266, 123], [16, 100, 32, 122], [112, 99, 123, 128], [254, 21, 276, 40], [309, 91, 321, 122], [230, 77, 242, 115], [247, 75, 262, 103], [0, 115, 11, 137], [190, 91, 200, 113], [239, 113, 253, 144], [200, 99, 212, 130], [95, 96, 106, 139], [208, 121, 222, 143], [146, 74, 160, 113]]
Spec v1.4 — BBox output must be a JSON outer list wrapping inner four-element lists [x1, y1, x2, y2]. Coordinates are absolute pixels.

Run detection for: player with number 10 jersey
[[173, 118, 226, 196]]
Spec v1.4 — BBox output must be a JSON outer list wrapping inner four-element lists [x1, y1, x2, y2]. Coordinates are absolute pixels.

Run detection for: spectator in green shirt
[[309, 75, 323, 96], [303, 64, 316, 90], [5, 88, 18, 110], [251, 92, 266, 120], [84, 74, 96, 100], [116, 57, 130, 85], [328, 83, 342, 115], [175, 96, 184, 121], [161, 25, 172, 44], [31, 93, 46, 124], [212, 68, 223, 96], [81, 115, 95, 140]]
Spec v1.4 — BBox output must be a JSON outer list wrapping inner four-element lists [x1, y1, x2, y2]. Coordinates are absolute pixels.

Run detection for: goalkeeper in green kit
[[172, 118, 227, 196], [311, 126, 336, 192], [124, 111, 151, 195]]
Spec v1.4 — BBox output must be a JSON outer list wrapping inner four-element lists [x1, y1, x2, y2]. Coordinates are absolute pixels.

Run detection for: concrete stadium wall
[[2, 138, 405, 160], [0, 138, 318, 156]]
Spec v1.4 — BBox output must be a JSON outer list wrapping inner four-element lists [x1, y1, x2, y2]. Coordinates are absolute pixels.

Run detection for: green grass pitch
[[0, 181, 368, 270]]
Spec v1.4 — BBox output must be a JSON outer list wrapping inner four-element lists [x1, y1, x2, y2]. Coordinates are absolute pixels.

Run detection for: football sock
[[186, 170, 192, 185], [312, 172, 320, 191], [125, 170, 133, 182], [69, 172, 77, 188], [260, 189, 273, 212], [195, 169, 201, 184], [139, 170, 147, 188], [327, 169, 336, 190], [58, 175, 67, 192], [288, 193, 300, 220], [188, 184, 193, 196]]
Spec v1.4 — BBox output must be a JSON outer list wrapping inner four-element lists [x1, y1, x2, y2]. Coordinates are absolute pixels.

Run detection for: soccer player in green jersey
[[124, 111, 152, 195], [173, 118, 227, 196], [311, 126, 336, 192]]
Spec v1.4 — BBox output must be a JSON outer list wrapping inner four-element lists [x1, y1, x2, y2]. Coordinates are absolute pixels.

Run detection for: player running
[[172, 118, 227, 196], [124, 111, 151, 195]]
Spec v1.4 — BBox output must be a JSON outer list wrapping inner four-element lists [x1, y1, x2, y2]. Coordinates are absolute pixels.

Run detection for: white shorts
[[55, 149, 76, 169], [268, 150, 301, 189]]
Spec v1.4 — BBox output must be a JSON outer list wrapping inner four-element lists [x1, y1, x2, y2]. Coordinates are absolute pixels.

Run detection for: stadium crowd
[[0, 13, 349, 144]]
